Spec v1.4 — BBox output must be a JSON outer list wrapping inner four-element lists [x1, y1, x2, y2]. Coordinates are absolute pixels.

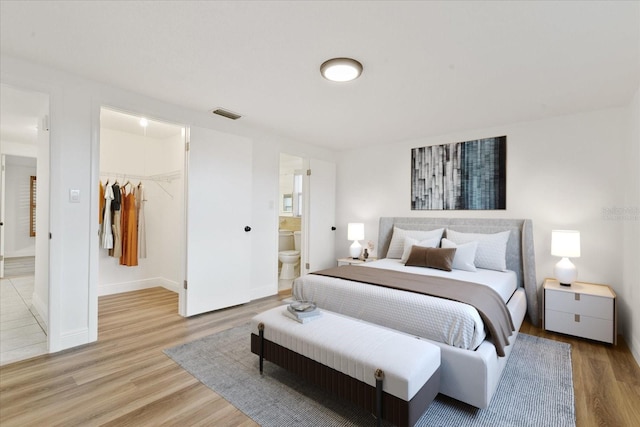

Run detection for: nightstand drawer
[[545, 289, 613, 320], [545, 309, 614, 343]]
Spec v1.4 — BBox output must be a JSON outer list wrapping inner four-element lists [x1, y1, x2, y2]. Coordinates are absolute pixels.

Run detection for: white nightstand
[[543, 278, 617, 344], [337, 257, 377, 266]]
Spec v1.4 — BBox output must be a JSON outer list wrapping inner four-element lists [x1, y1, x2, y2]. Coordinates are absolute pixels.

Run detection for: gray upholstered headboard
[[378, 217, 539, 325]]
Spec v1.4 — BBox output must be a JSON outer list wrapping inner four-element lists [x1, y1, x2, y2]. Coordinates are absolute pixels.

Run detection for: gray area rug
[[165, 324, 575, 426]]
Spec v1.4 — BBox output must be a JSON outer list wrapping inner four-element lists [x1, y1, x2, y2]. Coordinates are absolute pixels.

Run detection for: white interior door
[[0, 154, 5, 278], [183, 126, 252, 316], [303, 158, 336, 273]]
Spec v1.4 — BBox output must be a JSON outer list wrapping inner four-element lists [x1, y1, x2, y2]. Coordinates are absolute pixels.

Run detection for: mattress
[[292, 261, 518, 351]]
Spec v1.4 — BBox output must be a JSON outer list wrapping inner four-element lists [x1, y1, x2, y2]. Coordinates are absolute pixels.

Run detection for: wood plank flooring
[[1, 287, 639, 426]]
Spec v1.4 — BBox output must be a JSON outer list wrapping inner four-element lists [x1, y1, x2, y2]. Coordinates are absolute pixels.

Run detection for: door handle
[[244, 226, 252, 232], [331, 226, 336, 231]]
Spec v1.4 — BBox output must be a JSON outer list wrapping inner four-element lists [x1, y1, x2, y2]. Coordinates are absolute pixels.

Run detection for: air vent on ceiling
[[212, 108, 242, 120]]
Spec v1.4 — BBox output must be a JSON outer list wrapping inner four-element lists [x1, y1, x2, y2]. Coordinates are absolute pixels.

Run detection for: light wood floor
[[1, 287, 639, 426]]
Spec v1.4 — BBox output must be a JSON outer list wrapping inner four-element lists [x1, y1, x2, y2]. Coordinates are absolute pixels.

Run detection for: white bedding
[[292, 260, 518, 351], [361, 258, 518, 303]]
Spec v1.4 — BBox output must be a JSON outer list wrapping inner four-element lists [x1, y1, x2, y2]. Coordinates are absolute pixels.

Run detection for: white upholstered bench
[[250, 305, 441, 427]]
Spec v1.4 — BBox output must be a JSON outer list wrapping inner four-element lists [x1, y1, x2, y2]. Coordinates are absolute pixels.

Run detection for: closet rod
[[100, 170, 182, 199], [100, 170, 181, 183]]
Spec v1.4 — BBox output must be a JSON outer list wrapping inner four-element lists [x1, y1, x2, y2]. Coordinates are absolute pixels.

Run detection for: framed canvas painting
[[411, 136, 506, 210]]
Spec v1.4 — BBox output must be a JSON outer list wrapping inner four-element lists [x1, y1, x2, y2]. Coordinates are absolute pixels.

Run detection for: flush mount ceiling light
[[320, 57, 363, 82]]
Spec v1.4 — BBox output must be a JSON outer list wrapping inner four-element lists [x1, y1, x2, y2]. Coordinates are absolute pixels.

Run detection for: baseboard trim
[[250, 284, 277, 301], [630, 333, 640, 368], [98, 278, 179, 296], [59, 327, 90, 351]]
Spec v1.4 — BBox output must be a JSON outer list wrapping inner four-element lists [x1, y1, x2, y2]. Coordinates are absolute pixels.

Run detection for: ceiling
[[1, 1, 638, 151], [100, 108, 184, 140]]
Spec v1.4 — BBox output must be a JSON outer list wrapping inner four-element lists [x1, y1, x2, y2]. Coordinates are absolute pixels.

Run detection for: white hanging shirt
[[102, 184, 114, 249]]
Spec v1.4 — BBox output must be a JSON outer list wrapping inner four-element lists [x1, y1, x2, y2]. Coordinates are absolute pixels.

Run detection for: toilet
[[279, 230, 301, 280]]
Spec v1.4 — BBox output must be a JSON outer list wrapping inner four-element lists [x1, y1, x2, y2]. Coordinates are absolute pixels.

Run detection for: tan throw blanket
[[312, 266, 514, 357]]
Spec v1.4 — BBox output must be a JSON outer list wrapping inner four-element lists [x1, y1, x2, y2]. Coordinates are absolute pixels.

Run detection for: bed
[[292, 217, 539, 409]]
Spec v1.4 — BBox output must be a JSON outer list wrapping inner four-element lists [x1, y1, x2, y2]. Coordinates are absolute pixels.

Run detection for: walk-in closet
[[98, 108, 185, 299]]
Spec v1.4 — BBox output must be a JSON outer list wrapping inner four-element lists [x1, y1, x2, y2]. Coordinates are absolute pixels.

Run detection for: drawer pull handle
[[574, 314, 580, 322], [575, 293, 580, 301]]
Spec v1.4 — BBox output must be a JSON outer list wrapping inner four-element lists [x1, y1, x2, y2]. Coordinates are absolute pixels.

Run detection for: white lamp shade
[[347, 223, 365, 241], [551, 230, 580, 258]]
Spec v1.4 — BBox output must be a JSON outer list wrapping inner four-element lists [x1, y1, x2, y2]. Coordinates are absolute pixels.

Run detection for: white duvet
[[292, 259, 517, 351]]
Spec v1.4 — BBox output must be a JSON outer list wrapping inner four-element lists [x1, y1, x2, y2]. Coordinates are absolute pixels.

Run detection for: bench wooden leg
[[258, 322, 265, 374], [375, 368, 384, 427]]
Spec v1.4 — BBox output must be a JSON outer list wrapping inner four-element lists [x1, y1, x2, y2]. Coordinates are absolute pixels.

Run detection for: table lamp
[[347, 223, 365, 259], [551, 230, 580, 286]]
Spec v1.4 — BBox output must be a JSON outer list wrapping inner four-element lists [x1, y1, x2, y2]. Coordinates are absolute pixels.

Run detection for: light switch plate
[[69, 189, 80, 203]]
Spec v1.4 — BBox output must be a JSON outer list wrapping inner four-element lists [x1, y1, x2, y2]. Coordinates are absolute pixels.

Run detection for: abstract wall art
[[411, 136, 506, 210]]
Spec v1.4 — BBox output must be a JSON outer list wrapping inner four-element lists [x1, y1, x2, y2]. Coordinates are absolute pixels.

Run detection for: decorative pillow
[[404, 246, 456, 272], [445, 229, 510, 271], [386, 227, 444, 259], [400, 237, 440, 263], [440, 238, 478, 272]]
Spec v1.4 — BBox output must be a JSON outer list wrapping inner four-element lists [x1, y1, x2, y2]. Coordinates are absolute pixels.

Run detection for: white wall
[[336, 107, 628, 326], [3, 156, 36, 257], [98, 128, 184, 295], [1, 54, 335, 353], [1, 141, 37, 158], [623, 86, 640, 364]]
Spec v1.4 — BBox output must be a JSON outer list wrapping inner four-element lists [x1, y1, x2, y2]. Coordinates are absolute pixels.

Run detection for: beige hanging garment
[[136, 183, 147, 259]]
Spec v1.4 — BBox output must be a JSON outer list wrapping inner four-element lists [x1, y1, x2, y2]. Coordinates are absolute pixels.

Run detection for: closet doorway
[[98, 108, 185, 308], [95, 108, 253, 326]]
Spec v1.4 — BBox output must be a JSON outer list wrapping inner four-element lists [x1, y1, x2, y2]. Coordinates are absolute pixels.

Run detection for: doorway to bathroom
[[278, 153, 304, 293]]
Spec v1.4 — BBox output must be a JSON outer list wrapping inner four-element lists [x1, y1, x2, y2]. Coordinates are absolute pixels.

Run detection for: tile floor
[[0, 275, 48, 366], [278, 278, 295, 293]]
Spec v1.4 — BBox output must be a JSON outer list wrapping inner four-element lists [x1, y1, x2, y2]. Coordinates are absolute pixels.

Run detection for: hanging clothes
[[99, 180, 105, 225], [112, 182, 121, 211], [135, 183, 147, 259], [101, 184, 114, 249], [119, 186, 138, 266], [110, 182, 122, 258]]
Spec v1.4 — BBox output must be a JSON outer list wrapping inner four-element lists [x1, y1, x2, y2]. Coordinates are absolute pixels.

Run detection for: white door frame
[[0, 154, 5, 278]]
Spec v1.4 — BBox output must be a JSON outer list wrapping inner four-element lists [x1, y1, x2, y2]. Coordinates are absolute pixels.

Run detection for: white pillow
[[445, 229, 510, 271], [440, 238, 478, 272], [386, 227, 445, 259], [400, 237, 440, 263]]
